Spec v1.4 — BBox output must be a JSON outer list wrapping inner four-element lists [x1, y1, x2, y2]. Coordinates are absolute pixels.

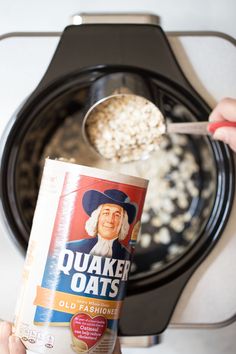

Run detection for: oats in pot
[[140, 233, 152, 248], [151, 261, 164, 270], [153, 228, 171, 245], [141, 211, 150, 223]]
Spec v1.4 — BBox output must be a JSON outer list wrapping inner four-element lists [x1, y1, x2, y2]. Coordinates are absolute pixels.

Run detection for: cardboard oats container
[[14, 159, 148, 354]]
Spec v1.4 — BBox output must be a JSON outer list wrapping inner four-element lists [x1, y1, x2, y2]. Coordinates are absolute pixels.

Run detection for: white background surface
[[0, 1, 236, 353], [0, 0, 236, 38]]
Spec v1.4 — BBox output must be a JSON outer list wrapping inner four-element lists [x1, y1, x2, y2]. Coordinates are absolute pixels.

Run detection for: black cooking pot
[[0, 24, 234, 336]]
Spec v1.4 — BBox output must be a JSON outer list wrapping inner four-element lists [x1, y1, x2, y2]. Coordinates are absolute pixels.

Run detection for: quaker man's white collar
[[90, 234, 118, 257]]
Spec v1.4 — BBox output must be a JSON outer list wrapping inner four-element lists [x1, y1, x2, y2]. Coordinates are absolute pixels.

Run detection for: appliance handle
[[71, 13, 161, 26]]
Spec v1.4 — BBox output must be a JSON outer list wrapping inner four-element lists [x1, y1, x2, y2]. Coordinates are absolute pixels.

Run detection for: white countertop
[[0, 3, 236, 353], [1, 0, 236, 39]]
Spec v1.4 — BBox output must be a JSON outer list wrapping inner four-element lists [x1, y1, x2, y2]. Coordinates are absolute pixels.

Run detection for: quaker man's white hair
[[85, 204, 130, 241]]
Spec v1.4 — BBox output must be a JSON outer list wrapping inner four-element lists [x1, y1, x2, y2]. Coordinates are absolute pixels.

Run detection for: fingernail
[[208, 114, 214, 122], [9, 335, 26, 353], [213, 129, 226, 142]]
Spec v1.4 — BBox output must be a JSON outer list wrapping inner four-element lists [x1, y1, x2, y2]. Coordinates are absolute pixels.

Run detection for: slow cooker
[[0, 15, 235, 344]]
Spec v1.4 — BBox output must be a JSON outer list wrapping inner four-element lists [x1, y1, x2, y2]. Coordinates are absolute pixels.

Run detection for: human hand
[[113, 337, 122, 353], [0, 321, 121, 354], [209, 97, 236, 152], [0, 322, 26, 354]]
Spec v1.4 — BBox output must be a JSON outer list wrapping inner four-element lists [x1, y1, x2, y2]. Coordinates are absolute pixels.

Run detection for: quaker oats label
[[14, 159, 148, 354]]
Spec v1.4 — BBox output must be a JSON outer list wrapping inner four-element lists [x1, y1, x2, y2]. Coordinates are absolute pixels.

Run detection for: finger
[[213, 127, 236, 152], [209, 98, 236, 122], [9, 335, 26, 354], [0, 321, 12, 354], [113, 337, 122, 354]]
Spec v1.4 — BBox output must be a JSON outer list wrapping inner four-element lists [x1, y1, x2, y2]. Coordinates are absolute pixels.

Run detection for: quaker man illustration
[[67, 189, 137, 260]]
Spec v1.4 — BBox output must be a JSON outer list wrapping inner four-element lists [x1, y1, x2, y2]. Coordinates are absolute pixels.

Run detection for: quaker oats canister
[[14, 159, 148, 354]]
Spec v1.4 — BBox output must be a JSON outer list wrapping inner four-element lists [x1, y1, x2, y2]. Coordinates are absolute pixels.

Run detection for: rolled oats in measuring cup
[[14, 159, 148, 354]]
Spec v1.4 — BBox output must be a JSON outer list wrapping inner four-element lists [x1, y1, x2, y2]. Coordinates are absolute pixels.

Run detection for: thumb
[[113, 338, 122, 354], [213, 127, 236, 152], [9, 335, 26, 354]]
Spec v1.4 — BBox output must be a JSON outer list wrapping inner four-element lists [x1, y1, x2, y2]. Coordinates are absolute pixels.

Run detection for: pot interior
[[10, 69, 221, 282]]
